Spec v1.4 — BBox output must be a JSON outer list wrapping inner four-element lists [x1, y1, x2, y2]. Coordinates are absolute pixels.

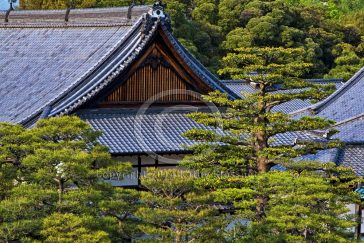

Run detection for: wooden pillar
[[155, 155, 159, 168]]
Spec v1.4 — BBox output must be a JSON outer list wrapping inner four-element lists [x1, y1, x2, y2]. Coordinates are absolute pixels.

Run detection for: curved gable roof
[[312, 67, 364, 122], [0, 6, 236, 125]]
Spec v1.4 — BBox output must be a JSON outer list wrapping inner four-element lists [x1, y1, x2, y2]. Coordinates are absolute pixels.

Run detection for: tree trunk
[[175, 229, 182, 243], [253, 100, 270, 219], [256, 196, 268, 220], [257, 158, 268, 173], [58, 179, 64, 203], [255, 129, 269, 173]]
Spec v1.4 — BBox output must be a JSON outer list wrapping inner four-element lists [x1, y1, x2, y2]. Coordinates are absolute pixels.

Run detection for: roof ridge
[[160, 24, 240, 99], [2, 6, 149, 14], [333, 112, 364, 127], [310, 67, 364, 113], [0, 22, 134, 28], [0, 5, 150, 27]]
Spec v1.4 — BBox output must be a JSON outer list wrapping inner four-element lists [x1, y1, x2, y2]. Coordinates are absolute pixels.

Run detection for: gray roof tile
[[78, 109, 326, 155], [220, 80, 256, 96], [314, 67, 364, 122], [338, 145, 364, 177], [300, 148, 340, 163], [0, 13, 142, 123], [79, 109, 210, 154], [333, 116, 364, 143]]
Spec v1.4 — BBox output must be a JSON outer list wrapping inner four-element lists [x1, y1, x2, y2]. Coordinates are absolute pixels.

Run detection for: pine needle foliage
[[136, 168, 228, 243], [182, 47, 338, 174], [181, 46, 361, 241], [0, 116, 140, 242]]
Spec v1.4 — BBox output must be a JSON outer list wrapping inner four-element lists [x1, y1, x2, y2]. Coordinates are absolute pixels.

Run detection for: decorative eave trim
[[51, 18, 160, 117], [159, 23, 240, 99], [21, 7, 239, 125]]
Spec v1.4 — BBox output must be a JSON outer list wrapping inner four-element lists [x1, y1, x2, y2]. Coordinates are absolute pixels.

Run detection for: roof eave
[[310, 67, 364, 114]]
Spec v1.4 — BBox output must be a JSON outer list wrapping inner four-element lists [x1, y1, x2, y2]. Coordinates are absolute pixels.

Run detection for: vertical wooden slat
[[101, 61, 200, 104]]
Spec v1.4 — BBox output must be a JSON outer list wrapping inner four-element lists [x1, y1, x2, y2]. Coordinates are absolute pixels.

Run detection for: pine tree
[[136, 168, 227, 243], [181, 47, 361, 241], [0, 116, 139, 242], [211, 166, 360, 242], [182, 47, 337, 174], [0, 122, 36, 199]]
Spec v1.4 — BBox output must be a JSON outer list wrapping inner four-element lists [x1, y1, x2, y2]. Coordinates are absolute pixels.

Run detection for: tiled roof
[[272, 148, 340, 172], [337, 145, 364, 177], [0, 7, 147, 123], [331, 115, 364, 143], [48, 18, 236, 121], [0, 6, 237, 125], [0, 6, 149, 26], [78, 108, 326, 155], [78, 109, 216, 154], [313, 67, 364, 122], [273, 146, 364, 177], [220, 80, 257, 96], [305, 79, 343, 89], [273, 146, 364, 178], [272, 99, 313, 113], [300, 148, 341, 163]]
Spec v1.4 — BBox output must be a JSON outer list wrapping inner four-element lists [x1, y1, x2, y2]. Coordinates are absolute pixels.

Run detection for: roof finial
[[8, 0, 15, 10], [151, 1, 166, 18], [5, 0, 16, 23], [142, 1, 171, 35]]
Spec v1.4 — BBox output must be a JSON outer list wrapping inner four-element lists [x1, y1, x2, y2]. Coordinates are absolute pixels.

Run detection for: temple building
[[0, 3, 362, 188]]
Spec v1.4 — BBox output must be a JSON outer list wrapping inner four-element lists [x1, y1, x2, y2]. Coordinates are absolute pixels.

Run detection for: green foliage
[[182, 46, 361, 241], [220, 0, 349, 77], [40, 213, 110, 243], [183, 47, 337, 174], [136, 168, 227, 242], [325, 43, 364, 80], [20, 0, 98, 9], [213, 166, 360, 242], [283, 0, 364, 19], [342, 11, 364, 36], [0, 116, 139, 242]]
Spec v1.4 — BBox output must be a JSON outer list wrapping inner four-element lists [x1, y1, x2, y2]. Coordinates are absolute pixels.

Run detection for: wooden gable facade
[[93, 29, 214, 108]]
